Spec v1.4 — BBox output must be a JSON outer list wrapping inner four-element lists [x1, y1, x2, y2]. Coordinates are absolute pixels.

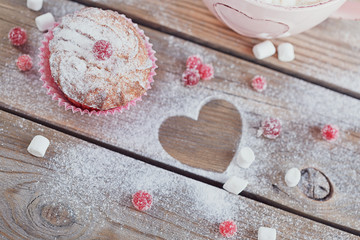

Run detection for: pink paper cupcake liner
[[38, 15, 157, 116]]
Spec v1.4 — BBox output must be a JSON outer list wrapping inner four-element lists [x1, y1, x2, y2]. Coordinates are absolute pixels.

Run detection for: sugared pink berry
[[93, 40, 113, 60], [219, 220, 237, 238], [16, 55, 33, 71], [186, 55, 202, 71], [321, 124, 339, 141], [182, 68, 200, 86], [251, 75, 267, 92], [199, 63, 214, 80], [8, 27, 27, 46], [257, 117, 281, 139], [132, 190, 153, 211]]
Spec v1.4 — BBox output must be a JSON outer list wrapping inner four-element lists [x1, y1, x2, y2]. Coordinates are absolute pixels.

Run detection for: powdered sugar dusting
[[1, 0, 359, 231], [36, 143, 239, 236], [2, 21, 360, 228], [32, 141, 356, 239]]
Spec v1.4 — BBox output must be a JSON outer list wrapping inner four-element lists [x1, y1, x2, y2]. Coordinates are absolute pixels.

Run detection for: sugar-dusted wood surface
[[1, 0, 360, 232], [1, 110, 359, 240], [73, 0, 360, 98]]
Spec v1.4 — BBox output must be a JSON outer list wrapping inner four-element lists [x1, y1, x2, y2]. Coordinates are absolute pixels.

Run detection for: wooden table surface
[[0, 0, 359, 239]]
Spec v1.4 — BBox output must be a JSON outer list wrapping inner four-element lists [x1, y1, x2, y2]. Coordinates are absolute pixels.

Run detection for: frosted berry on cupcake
[[40, 8, 157, 115]]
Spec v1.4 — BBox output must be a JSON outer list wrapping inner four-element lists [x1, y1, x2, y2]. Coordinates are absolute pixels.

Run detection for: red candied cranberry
[[16, 55, 33, 71], [321, 124, 339, 141], [258, 117, 281, 139], [8, 27, 27, 46], [132, 190, 153, 211], [186, 55, 203, 71], [219, 220, 237, 238], [199, 63, 214, 80], [93, 40, 113, 60], [182, 68, 200, 86], [251, 75, 267, 92]]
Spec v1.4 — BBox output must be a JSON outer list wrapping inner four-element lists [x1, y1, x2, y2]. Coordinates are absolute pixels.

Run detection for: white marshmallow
[[35, 13, 55, 32], [285, 167, 301, 187], [258, 227, 276, 240], [27, 135, 50, 157], [223, 176, 248, 195], [277, 43, 295, 62], [27, 0, 43, 11], [236, 147, 255, 168], [252, 40, 276, 60]]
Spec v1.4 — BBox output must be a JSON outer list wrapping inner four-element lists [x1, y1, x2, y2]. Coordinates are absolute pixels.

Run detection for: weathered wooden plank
[[71, 0, 360, 98], [1, 0, 360, 231], [1, 110, 359, 239]]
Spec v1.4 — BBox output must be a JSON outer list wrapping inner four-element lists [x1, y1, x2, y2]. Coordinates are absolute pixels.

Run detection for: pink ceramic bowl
[[202, 0, 347, 38]]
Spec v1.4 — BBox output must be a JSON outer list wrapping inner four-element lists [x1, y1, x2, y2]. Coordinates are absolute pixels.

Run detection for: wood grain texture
[[0, 110, 359, 239], [0, 0, 360, 232], [298, 167, 333, 201], [72, 0, 360, 98]]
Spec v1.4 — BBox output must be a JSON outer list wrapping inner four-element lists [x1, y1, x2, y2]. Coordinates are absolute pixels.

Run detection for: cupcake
[[39, 7, 157, 115]]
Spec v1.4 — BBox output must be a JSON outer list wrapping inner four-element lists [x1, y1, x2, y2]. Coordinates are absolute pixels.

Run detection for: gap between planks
[[69, 0, 360, 100], [1, 105, 359, 237]]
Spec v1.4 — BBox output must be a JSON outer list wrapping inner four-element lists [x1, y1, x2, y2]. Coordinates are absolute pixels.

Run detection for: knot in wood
[[298, 168, 333, 201], [40, 203, 75, 227]]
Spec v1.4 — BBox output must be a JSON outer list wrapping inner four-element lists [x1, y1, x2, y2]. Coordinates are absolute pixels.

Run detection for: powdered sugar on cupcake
[[49, 8, 153, 110]]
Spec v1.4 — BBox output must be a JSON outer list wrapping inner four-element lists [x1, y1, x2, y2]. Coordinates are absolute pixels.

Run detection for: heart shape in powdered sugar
[[159, 99, 242, 172]]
